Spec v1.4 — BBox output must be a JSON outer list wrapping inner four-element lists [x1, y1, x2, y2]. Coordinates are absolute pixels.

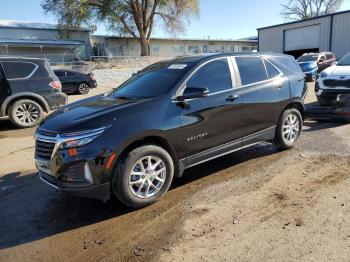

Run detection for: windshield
[[337, 53, 350, 66], [112, 62, 193, 99], [297, 55, 318, 62]]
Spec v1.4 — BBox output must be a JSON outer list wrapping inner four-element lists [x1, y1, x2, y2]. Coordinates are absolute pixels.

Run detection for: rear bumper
[[39, 171, 110, 201], [47, 92, 68, 111]]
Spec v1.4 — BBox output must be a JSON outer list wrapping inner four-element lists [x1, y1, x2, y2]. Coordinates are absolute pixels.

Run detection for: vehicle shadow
[[0, 143, 280, 250], [303, 119, 348, 133]]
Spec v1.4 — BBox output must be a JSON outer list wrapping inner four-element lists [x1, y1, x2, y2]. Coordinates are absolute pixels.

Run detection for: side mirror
[[176, 87, 209, 101]]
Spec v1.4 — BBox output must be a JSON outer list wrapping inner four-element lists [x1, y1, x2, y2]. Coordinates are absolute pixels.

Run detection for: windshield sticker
[[168, 64, 187, 70]]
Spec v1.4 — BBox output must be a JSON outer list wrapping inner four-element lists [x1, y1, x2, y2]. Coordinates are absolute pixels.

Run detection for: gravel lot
[[0, 83, 350, 262]]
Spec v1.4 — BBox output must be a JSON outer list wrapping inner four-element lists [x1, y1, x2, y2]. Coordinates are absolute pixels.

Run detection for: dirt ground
[[0, 83, 350, 262]]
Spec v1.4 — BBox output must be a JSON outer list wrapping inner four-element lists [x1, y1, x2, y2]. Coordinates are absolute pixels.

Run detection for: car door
[[65, 71, 78, 92], [177, 57, 244, 166], [233, 56, 290, 146]]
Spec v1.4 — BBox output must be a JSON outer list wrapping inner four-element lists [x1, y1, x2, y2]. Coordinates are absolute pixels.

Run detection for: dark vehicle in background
[[35, 53, 307, 208], [297, 52, 336, 82], [0, 57, 67, 128], [54, 70, 97, 94]]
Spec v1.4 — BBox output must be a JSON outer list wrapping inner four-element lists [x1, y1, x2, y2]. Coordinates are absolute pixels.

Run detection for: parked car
[[35, 53, 307, 208], [315, 52, 350, 106], [0, 57, 67, 128], [54, 70, 97, 94], [297, 52, 336, 82]]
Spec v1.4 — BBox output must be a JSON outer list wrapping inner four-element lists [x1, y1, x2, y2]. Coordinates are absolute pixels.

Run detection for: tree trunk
[[140, 37, 150, 56]]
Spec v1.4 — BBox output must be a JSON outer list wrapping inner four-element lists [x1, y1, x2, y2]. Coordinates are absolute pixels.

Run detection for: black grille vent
[[324, 80, 350, 88], [35, 140, 55, 160]]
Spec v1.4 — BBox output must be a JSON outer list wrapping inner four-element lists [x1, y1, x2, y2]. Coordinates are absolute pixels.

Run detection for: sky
[[1, 0, 350, 39]]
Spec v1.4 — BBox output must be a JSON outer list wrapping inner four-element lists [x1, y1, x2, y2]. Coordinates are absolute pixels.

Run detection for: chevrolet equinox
[[35, 53, 307, 208]]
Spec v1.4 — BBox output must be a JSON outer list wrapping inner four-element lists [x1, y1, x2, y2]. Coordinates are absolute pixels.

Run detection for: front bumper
[[39, 171, 110, 201]]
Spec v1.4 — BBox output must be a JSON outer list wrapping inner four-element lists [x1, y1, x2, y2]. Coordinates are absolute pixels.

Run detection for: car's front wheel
[[274, 108, 302, 149], [9, 99, 44, 128], [112, 145, 174, 208]]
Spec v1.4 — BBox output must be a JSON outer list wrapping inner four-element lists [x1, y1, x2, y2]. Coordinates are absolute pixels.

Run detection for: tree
[[42, 0, 199, 56], [281, 0, 343, 21]]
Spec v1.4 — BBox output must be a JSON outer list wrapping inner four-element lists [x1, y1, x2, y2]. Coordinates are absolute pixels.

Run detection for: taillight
[[50, 81, 62, 91]]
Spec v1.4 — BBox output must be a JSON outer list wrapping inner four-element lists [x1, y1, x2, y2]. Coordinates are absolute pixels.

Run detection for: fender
[[0, 92, 50, 117]]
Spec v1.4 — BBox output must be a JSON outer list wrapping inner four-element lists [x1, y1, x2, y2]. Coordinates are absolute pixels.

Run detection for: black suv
[[35, 53, 307, 208], [0, 57, 67, 128]]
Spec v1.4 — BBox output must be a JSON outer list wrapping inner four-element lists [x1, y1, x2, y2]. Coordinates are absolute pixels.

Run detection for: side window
[[55, 71, 65, 77], [2, 61, 37, 80], [187, 58, 232, 93], [269, 57, 302, 74], [264, 60, 280, 79], [325, 54, 333, 60], [235, 57, 268, 86], [67, 71, 75, 76]]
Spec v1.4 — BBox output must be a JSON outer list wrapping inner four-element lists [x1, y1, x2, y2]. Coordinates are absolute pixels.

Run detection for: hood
[[298, 61, 318, 71], [39, 93, 147, 133], [324, 65, 350, 76]]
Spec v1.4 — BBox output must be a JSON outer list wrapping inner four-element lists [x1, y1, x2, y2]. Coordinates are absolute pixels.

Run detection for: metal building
[[258, 10, 350, 59], [0, 20, 92, 62], [91, 36, 258, 57]]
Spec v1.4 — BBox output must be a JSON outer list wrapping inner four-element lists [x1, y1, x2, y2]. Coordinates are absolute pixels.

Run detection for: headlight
[[58, 126, 109, 149], [320, 72, 328, 78]]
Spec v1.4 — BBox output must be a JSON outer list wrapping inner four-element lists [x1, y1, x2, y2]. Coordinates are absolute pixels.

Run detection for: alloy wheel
[[128, 155, 167, 199], [282, 113, 300, 143], [78, 83, 89, 94], [14, 103, 40, 125]]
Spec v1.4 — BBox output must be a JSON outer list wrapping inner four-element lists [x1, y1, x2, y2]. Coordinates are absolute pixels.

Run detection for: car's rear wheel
[[78, 83, 90, 94], [112, 145, 174, 208], [9, 99, 44, 128], [274, 108, 302, 149]]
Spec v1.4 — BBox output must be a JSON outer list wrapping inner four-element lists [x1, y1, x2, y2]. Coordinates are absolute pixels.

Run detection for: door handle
[[226, 94, 239, 102]]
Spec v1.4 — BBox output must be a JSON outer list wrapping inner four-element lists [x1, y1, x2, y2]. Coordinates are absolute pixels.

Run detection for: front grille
[[35, 140, 55, 160], [324, 79, 350, 88]]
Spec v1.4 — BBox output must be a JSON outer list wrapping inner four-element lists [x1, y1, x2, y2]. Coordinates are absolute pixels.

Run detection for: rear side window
[[265, 60, 280, 79], [235, 57, 268, 85], [2, 61, 37, 80], [187, 58, 232, 93], [326, 54, 333, 60], [269, 56, 302, 74]]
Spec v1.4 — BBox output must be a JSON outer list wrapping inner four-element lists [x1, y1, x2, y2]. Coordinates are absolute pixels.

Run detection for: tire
[[9, 99, 44, 128], [274, 108, 303, 150], [112, 145, 174, 208], [77, 82, 90, 94]]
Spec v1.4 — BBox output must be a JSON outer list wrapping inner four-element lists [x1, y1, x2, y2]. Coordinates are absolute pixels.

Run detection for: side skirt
[[179, 126, 276, 173]]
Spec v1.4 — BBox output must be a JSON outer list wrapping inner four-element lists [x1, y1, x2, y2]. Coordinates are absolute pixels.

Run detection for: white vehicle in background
[[315, 52, 350, 106]]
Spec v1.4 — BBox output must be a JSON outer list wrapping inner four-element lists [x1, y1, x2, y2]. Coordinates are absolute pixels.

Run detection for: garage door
[[284, 24, 321, 52]]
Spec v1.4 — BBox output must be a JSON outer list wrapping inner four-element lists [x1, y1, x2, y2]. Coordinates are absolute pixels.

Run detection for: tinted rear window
[[2, 61, 37, 79], [235, 57, 268, 85], [297, 55, 318, 62]]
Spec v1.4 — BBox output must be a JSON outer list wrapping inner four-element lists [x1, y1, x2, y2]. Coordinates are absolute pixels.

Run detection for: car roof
[[166, 52, 292, 64]]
